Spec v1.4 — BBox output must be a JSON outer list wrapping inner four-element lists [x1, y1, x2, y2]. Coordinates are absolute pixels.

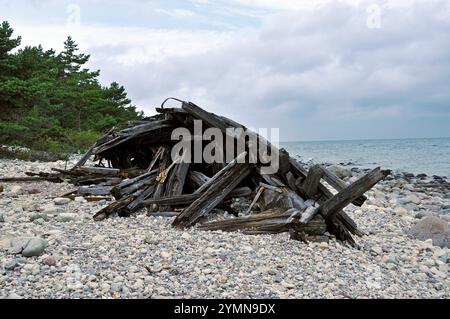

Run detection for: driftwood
[[320, 167, 390, 219], [199, 208, 327, 235], [173, 157, 252, 228], [1, 97, 389, 246], [140, 187, 251, 207]]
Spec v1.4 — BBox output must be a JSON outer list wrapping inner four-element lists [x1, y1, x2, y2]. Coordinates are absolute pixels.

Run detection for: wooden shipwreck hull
[[2, 98, 390, 245]]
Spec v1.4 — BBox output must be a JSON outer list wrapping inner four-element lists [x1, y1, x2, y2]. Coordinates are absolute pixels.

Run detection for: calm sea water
[[281, 138, 450, 177]]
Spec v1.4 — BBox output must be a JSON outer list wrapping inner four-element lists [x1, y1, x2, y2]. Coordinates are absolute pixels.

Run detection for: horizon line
[[280, 136, 450, 143]]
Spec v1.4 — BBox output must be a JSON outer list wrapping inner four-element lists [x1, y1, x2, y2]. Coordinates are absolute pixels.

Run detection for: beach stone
[[100, 283, 110, 293], [43, 255, 56, 266], [370, 245, 383, 255], [144, 235, 158, 245], [21, 238, 48, 257], [415, 211, 435, 219], [328, 165, 352, 179], [27, 188, 41, 194], [4, 259, 20, 270], [74, 197, 86, 203], [439, 215, 450, 223], [0, 213, 4, 222], [56, 213, 77, 222], [160, 251, 171, 259], [409, 217, 450, 248], [409, 195, 421, 205], [54, 197, 70, 205], [10, 185, 23, 195], [0, 184, 3, 193], [393, 207, 407, 216], [181, 232, 192, 240], [29, 213, 49, 222], [43, 207, 65, 215]]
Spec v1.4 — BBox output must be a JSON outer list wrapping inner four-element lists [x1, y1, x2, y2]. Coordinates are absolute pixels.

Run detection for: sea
[[281, 137, 450, 178]]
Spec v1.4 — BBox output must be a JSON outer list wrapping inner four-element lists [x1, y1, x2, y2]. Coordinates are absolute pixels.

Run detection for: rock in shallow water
[[408, 216, 450, 248]]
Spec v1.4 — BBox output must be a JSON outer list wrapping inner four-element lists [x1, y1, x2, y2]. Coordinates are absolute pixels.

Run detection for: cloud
[[4, 0, 450, 140]]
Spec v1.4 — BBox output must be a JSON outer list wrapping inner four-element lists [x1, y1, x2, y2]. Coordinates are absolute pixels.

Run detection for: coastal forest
[[0, 21, 143, 155]]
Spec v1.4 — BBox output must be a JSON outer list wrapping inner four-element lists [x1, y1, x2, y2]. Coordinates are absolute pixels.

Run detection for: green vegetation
[[0, 21, 143, 155]]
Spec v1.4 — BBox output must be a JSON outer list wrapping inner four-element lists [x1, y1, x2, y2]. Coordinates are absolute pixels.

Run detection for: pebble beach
[[0, 157, 449, 299]]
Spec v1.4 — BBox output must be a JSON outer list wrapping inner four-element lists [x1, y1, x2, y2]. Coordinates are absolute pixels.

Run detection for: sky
[[1, 0, 450, 141]]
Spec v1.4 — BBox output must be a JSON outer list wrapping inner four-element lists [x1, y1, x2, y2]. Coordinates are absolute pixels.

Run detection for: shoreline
[[0, 157, 449, 298]]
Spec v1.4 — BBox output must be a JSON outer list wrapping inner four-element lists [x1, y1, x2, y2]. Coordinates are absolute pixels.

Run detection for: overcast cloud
[[2, 0, 450, 140]]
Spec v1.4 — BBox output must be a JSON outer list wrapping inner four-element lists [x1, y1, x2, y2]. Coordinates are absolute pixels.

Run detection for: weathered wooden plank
[[289, 158, 366, 207], [93, 120, 173, 155], [146, 146, 164, 172], [319, 165, 367, 206], [199, 208, 327, 236], [77, 185, 114, 196], [194, 152, 247, 194], [140, 187, 252, 207], [297, 164, 324, 198], [75, 166, 121, 176], [299, 203, 320, 224], [93, 195, 134, 221], [71, 127, 116, 169], [155, 107, 187, 114], [147, 147, 170, 212], [188, 170, 211, 188], [124, 184, 156, 214], [245, 186, 265, 214], [182, 102, 238, 135], [320, 167, 390, 219], [172, 162, 251, 228], [159, 158, 190, 211]]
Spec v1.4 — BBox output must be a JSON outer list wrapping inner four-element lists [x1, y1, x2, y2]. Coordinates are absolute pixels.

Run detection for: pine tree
[[0, 22, 143, 153]]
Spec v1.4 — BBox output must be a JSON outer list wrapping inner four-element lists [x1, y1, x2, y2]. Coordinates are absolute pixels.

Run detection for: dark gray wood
[[299, 204, 320, 224], [194, 152, 247, 194], [71, 127, 116, 169], [77, 185, 114, 196], [93, 195, 134, 221], [173, 162, 251, 228], [318, 165, 367, 206], [146, 146, 163, 172], [320, 167, 389, 219], [147, 147, 170, 212], [297, 164, 324, 198], [140, 187, 251, 207], [125, 184, 156, 214], [199, 208, 327, 236], [188, 171, 211, 188], [159, 158, 190, 211]]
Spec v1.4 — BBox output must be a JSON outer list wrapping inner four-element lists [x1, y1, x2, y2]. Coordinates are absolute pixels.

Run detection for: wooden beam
[[140, 187, 251, 207], [194, 152, 247, 194], [318, 165, 367, 206], [320, 167, 389, 219], [172, 162, 251, 228], [297, 164, 324, 198]]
